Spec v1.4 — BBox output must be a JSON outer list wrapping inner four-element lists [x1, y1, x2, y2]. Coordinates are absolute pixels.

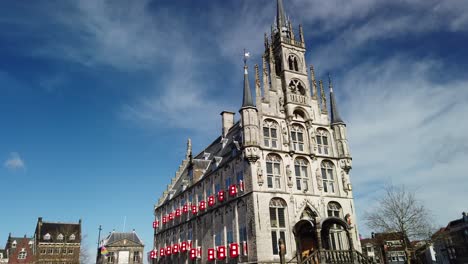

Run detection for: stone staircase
[[289, 250, 374, 264]]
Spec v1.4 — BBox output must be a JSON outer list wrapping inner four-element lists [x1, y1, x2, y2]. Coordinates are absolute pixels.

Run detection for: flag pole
[[96, 225, 102, 264]]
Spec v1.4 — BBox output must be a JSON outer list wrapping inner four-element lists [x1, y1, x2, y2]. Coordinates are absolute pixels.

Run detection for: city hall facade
[[151, 1, 362, 263]]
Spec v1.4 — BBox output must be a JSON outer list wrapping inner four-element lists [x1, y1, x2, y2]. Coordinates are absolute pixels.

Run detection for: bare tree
[[80, 234, 92, 264], [365, 184, 434, 264]]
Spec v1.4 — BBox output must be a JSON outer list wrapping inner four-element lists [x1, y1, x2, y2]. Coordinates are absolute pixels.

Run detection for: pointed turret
[[329, 75, 344, 124], [242, 53, 255, 108], [310, 65, 318, 100]]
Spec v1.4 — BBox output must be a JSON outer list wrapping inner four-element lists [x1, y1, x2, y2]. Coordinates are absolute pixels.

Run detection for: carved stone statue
[[286, 165, 293, 187], [257, 161, 264, 186], [282, 124, 289, 146], [316, 168, 323, 190], [279, 95, 285, 113]]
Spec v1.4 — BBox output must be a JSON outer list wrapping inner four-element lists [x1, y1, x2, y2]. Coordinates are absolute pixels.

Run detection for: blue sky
[[1, 0, 468, 261]]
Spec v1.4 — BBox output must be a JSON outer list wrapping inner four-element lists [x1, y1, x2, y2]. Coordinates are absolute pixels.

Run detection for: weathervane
[[243, 49, 250, 66]]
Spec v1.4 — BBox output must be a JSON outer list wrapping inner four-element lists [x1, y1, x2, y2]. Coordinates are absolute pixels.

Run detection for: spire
[[242, 50, 255, 108], [262, 54, 270, 103], [299, 24, 305, 43], [276, 0, 287, 34], [329, 75, 344, 124], [319, 80, 328, 114]]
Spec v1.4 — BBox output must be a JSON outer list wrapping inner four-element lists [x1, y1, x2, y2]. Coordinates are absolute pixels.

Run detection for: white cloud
[[334, 56, 468, 233], [4, 152, 26, 171]]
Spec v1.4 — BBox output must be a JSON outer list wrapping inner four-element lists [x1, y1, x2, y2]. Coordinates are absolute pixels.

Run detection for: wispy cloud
[[335, 56, 468, 231], [4, 152, 26, 171]]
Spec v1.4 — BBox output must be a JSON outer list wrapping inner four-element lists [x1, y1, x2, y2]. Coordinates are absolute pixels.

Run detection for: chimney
[[220, 111, 235, 137]]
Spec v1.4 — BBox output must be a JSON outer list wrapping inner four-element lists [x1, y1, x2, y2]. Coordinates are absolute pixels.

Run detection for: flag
[[100, 246, 109, 256]]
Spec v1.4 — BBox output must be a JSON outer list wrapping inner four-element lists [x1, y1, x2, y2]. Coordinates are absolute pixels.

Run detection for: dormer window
[[221, 138, 228, 148], [69, 234, 76, 241], [203, 152, 210, 160], [57, 234, 64, 241], [12, 240, 17, 248], [44, 233, 51, 240], [214, 157, 222, 166], [28, 241, 33, 248]]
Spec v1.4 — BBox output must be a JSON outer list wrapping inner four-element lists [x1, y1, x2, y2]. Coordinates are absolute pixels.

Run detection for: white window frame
[[263, 120, 279, 149], [269, 199, 287, 255], [316, 129, 330, 155], [266, 155, 282, 189], [294, 158, 309, 191], [321, 161, 336, 193], [291, 125, 305, 152]]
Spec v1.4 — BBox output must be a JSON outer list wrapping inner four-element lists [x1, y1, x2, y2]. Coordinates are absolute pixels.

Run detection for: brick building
[[4, 234, 35, 264], [33, 217, 81, 264]]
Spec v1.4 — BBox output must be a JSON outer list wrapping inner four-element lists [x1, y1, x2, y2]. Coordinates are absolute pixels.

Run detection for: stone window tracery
[[266, 154, 282, 189], [327, 202, 347, 250], [291, 125, 305, 152], [321, 161, 336, 193], [294, 158, 309, 191], [269, 198, 287, 255], [288, 79, 306, 95], [263, 120, 279, 148]]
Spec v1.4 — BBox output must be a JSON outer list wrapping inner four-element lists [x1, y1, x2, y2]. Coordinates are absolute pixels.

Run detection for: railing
[[299, 250, 374, 264]]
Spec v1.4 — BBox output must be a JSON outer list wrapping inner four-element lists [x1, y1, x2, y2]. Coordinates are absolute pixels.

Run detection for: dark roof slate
[[103, 232, 144, 246]]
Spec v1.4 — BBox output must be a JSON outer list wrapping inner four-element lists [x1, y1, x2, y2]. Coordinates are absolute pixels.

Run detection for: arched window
[[321, 161, 336, 193], [327, 202, 343, 218], [294, 158, 309, 191], [266, 154, 282, 189], [288, 54, 299, 71], [316, 129, 330, 155], [291, 125, 305, 152], [270, 198, 287, 255], [288, 79, 306, 95], [263, 120, 279, 148], [327, 202, 347, 250]]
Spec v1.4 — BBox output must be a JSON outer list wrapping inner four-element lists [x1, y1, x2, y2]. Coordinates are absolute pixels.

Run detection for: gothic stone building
[[152, 1, 363, 263]]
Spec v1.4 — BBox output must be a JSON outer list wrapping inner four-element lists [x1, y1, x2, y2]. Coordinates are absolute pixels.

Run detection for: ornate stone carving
[[286, 165, 293, 187], [340, 158, 352, 173], [316, 168, 323, 190], [244, 147, 260, 163], [341, 171, 352, 192], [257, 161, 264, 186], [282, 122, 289, 146]]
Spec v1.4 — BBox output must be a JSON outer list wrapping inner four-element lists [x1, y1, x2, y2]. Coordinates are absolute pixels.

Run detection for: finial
[[185, 138, 192, 159], [255, 64, 260, 88], [299, 24, 305, 43], [264, 33, 269, 49], [320, 80, 328, 114], [243, 49, 250, 68], [328, 73, 333, 93], [329, 75, 344, 124], [310, 65, 318, 100]]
